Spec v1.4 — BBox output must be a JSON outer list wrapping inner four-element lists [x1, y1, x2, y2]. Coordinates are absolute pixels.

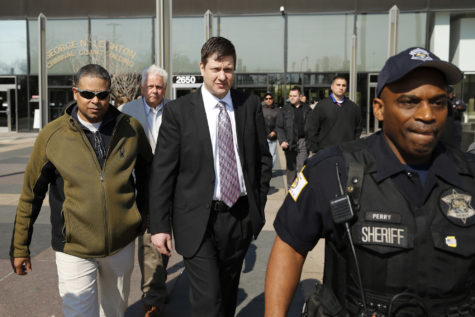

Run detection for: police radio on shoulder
[[330, 163, 355, 224]]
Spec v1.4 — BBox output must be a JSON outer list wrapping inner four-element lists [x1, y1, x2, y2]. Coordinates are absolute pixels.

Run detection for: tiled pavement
[[0, 132, 324, 317]]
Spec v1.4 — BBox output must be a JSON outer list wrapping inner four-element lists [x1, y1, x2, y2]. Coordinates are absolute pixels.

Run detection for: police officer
[[265, 47, 475, 317]]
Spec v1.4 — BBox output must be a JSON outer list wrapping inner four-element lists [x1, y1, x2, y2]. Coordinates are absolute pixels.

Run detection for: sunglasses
[[74, 88, 111, 100], [265, 97, 273, 100]]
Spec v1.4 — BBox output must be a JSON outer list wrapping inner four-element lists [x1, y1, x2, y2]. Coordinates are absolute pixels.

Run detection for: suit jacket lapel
[[231, 89, 246, 167], [192, 89, 214, 164]]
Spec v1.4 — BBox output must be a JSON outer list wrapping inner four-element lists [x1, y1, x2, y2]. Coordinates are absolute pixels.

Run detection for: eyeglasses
[[264, 97, 273, 100], [74, 88, 110, 100]]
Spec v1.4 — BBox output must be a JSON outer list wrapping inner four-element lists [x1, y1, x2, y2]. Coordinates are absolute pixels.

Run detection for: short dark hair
[[201, 37, 236, 68], [290, 86, 301, 94], [74, 64, 111, 89], [331, 75, 347, 85]]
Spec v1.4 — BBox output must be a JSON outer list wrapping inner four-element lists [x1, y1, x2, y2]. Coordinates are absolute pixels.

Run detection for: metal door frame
[[367, 73, 379, 134], [0, 76, 17, 132]]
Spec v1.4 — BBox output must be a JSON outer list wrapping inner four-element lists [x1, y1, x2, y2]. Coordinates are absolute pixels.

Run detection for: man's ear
[[373, 97, 384, 123], [199, 62, 205, 76]]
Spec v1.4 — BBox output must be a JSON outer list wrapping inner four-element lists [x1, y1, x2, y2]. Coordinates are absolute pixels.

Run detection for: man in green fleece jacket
[[10, 64, 153, 317]]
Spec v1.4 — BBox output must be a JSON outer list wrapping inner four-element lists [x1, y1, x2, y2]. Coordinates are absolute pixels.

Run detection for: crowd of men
[[9, 36, 475, 317]]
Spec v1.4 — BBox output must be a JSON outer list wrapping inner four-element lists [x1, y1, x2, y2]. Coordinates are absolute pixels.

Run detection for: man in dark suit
[[149, 37, 272, 317]]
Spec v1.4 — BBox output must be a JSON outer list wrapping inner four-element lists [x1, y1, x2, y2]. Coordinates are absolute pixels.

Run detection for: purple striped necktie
[[217, 102, 240, 207]]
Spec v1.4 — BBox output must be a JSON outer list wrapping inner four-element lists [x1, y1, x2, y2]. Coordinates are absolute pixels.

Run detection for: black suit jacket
[[149, 88, 272, 257]]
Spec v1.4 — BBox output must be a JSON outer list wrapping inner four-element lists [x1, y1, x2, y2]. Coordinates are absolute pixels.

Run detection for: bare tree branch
[[70, 39, 141, 106]]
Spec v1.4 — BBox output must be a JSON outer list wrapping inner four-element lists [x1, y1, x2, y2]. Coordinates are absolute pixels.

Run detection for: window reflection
[[172, 17, 203, 73], [91, 18, 153, 73], [357, 13, 427, 72], [288, 14, 354, 72], [47, 19, 89, 75], [357, 14, 387, 72], [398, 13, 426, 51], [220, 16, 284, 73], [0, 20, 27, 74]]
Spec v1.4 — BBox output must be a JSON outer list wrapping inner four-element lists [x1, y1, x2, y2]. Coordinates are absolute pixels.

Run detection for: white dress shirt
[[143, 98, 164, 144], [201, 85, 247, 201]]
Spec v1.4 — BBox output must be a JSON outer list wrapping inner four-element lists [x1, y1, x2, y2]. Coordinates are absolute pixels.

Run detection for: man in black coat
[[262, 91, 279, 167], [149, 37, 272, 317], [276, 86, 311, 187], [306, 75, 362, 155]]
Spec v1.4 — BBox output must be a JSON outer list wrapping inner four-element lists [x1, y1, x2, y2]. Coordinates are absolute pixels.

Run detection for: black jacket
[[306, 97, 362, 153], [262, 104, 279, 140], [275, 102, 311, 151]]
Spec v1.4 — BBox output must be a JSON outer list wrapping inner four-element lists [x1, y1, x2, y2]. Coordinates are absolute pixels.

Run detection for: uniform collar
[[367, 132, 405, 182], [368, 131, 467, 190], [429, 145, 468, 191]]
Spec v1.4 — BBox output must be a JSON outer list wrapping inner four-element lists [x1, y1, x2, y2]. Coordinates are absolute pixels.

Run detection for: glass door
[[0, 90, 9, 131]]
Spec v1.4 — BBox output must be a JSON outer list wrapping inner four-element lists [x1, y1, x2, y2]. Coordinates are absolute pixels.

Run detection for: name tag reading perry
[[365, 211, 402, 224], [289, 167, 308, 202], [354, 224, 408, 248]]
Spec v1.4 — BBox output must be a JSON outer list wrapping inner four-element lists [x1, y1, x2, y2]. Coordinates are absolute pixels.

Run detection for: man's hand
[[281, 141, 289, 150], [151, 233, 173, 256], [11, 257, 32, 275]]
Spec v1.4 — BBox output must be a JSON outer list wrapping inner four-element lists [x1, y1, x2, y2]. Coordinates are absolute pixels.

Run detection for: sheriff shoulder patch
[[289, 166, 308, 202]]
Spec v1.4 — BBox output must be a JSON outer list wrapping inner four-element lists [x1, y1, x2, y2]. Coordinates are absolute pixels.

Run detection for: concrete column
[[38, 13, 48, 129], [388, 5, 399, 57], [349, 34, 357, 102], [156, 0, 172, 99], [204, 10, 213, 41], [430, 12, 450, 61]]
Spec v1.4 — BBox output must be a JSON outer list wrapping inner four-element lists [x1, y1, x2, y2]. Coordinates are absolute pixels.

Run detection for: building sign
[[46, 39, 137, 70], [172, 75, 203, 84]]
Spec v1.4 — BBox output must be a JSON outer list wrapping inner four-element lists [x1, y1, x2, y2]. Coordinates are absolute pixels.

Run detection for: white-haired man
[[120, 65, 170, 317]]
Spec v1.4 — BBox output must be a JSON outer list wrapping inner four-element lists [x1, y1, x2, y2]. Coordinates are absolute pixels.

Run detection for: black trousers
[[184, 197, 253, 317]]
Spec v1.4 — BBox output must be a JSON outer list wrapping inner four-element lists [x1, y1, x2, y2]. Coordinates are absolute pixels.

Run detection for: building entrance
[[49, 87, 73, 121], [171, 75, 203, 100]]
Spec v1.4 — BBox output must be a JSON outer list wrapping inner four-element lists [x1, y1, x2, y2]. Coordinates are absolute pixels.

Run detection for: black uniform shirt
[[274, 131, 475, 252]]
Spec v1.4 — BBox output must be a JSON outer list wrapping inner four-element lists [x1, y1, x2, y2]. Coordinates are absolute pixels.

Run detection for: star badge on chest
[[441, 189, 475, 225]]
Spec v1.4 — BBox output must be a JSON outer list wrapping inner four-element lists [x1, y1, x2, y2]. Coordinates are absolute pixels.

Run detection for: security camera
[[280, 6, 285, 15]]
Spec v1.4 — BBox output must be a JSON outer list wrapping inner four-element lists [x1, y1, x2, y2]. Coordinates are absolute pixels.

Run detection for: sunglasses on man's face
[[265, 97, 273, 100], [74, 88, 110, 100]]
